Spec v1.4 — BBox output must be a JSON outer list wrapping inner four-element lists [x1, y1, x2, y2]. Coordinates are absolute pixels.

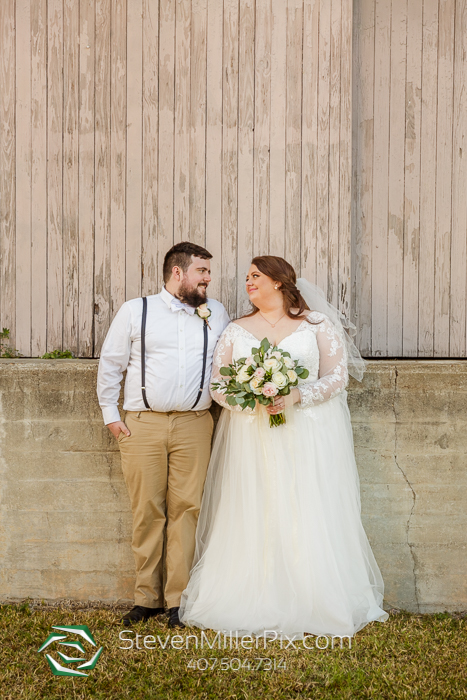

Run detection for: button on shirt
[[97, 287, 230, 425]]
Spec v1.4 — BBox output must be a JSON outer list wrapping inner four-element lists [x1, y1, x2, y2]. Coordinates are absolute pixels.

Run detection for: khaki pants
[[118, 409, 213, 609]]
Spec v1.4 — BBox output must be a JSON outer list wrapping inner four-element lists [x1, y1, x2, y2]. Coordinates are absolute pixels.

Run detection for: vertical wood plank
[[316, 0, 331, 295], [31, 0, 47, 356], [158, 0, 176, 284], [301, 0, 319, 283], [126, 0, 143, 300], [94, 0, 111, 355], [254, 0, 271, 256], [47, 0, 63, 351], [371, 0, 391, 355], [0, 0, 16, 346], [79, 0, 95, 357], [63, 0, 79, 354], [110, 0, 127, 314], [418, 0, 438, 356], [174, 0, 191, 242], [189, 0, 207, 246], [237, 0, 255, 314], [205, 0, 223, 301], [434, 0, 455, 356], [387, 0, 407, 356], [142, 0, 159, 294], [352, 0, 374, 354], [339, 0, 352, 319], [285, 0, 303, 274], [222, 0, 239, 317], [328, 0, 341, 307], [269, 0, 286, 259], [403, 0, 422, 356], [16, 0, 32, 356], [450, 0, 467, 356]]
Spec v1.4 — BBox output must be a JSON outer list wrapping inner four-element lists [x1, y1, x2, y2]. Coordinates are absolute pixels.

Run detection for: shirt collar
[[160, 285, 175, 309], [160, 286, 196, 315]]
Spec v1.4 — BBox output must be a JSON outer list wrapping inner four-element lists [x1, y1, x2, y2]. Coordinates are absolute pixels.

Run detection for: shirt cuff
[[101, 405, 122, 425]]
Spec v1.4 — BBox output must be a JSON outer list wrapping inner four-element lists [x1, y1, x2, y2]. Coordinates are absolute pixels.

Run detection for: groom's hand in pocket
[[107, 421, 131, 439]]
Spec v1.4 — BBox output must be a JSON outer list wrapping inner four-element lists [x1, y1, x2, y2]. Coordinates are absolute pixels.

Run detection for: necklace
[[259, 310, 286, 328]]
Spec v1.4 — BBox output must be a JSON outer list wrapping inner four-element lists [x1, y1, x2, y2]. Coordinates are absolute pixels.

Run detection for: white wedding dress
[[179, 313, 388, 638]]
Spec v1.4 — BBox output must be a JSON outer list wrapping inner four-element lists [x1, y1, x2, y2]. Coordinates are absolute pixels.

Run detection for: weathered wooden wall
[[0, 0, 352, 357], [352, 0, 467, 357], [1, 1, 466, 358]]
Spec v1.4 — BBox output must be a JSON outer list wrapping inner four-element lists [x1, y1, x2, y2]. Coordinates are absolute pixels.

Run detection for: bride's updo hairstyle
[[244, 255, 317, 321]]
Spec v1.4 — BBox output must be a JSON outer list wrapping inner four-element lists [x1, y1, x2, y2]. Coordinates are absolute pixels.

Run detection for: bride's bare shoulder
[[290, 308, 312, 320], [231, 315, 257, 329]]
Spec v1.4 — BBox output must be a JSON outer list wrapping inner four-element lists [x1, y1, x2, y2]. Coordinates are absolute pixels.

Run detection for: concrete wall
[[1, 359, 466, 612]]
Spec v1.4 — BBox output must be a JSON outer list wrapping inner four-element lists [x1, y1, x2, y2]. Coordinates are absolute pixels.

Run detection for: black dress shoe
[[168, 606, 185, 628], [121, 605, 165, 625]]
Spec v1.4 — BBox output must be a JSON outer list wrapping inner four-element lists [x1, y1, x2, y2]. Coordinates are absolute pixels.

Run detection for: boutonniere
[[196, 303, 212, 329]]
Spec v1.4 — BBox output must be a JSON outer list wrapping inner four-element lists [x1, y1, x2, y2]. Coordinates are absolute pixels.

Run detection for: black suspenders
[[140, 297, 151, 409], [191, 319, 208, 409], [140, 297, 208, 411]]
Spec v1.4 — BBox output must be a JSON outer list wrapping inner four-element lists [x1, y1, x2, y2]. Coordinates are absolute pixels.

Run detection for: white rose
[[283, 357, 295, 369], [236, 366, 251, 384], [271, 371, 287, 388], [263, 358, 281, 373], [272, 351, 282, 359], [286, 369, 298, 383], [196, 303, 211, 319], [249, 377, 263, 394]]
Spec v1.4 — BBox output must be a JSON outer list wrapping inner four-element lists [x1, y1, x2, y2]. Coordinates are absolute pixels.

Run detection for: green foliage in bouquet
[[212, 337, 309, 427]]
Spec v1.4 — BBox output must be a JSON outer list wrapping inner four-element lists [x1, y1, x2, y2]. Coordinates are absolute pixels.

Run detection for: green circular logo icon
[[37, 625, 103, 677]]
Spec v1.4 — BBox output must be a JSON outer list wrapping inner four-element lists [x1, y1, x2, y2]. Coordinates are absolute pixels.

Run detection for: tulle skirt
[[179, 392, 388, 638]]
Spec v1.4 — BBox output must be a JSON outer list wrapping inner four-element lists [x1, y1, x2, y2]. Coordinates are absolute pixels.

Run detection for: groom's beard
[[176, 280, 208, 308]]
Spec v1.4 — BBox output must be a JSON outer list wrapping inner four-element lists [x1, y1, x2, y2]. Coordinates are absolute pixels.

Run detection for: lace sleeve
[[210, 323, 254, 413], [298, 314, 349, 408]]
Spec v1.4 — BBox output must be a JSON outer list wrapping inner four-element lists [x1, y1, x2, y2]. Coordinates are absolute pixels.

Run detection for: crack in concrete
[[392, 365, 420, 612], [106, 453, 120, 501]]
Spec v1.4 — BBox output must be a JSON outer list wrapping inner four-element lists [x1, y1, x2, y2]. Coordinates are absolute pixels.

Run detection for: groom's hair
[[163, 242, 212, 282]]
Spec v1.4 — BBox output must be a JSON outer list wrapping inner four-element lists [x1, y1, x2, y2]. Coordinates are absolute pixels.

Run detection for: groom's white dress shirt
[[97, 287, 230, 425]]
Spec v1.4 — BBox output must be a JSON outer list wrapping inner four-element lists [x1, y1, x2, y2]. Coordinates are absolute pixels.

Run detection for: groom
[[97, 242, 230, 627]]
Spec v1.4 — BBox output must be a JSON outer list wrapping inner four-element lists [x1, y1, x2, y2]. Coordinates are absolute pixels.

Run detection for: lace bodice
[[210, 312, 349, 415]]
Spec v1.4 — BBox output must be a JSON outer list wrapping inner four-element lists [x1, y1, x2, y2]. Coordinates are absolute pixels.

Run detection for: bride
[[179, 255, 388, 638]]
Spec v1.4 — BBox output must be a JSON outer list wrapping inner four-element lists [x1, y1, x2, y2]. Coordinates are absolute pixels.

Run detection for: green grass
[[1, 602, 466, 699]]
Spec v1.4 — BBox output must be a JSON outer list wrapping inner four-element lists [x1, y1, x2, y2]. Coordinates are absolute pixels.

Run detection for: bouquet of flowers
[[211, 337, 309, 427]]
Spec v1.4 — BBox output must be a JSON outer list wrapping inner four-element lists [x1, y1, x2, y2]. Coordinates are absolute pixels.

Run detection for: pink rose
[[272, 351, 282, 359], [254, 367, 266, 379], [245, 356, 255, 367], [262, 382, 278, 397]]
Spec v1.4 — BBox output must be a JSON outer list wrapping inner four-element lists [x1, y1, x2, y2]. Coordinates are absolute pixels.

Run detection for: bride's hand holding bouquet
[[211, 337, 309, 427]]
